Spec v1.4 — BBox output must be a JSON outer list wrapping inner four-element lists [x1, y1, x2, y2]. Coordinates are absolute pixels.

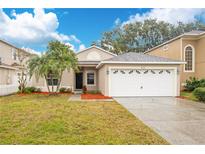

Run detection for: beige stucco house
[[145, 30, 205, 90], [29, 46, 184, 97], [0, 39, 34, 96]]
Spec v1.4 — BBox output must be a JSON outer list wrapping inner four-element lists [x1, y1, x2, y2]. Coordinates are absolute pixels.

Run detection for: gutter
[[96, 61, 186, 69], [0, 65, 19, 70]]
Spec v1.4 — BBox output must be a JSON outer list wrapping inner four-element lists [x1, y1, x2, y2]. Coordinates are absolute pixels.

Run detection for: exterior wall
[[61, 69, 75, 90], [0, 40, 33, 95], [77, 47, 114, 61], [180, 39, 197, 86], [73, 47, 115, 91], [0, 67, 17, 85], [0, 41, 22, 65], [147, 37, 205, 90], [98, 64, 181, 96], [82, 67, 98, 91], [147, 39, 181, 60], [0, 67, 18, 96], [195, 37, 205, 79], [98, 65, 107, 94], [30, 69, 75, 92]]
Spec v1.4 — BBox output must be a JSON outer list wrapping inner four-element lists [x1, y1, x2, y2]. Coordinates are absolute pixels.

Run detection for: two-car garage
[[109, 68, 177, 97], [97, 52, 184, 97]]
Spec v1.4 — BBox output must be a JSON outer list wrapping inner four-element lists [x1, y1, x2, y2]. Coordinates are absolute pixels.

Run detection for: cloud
[[70, 35, 81, 43], [123, 8, 205, 25], [114, 18, 121, 25], [65, 42, 75, 51], [79, 44, 86, 51], [0, 8, 80, 49], [21, 47, 41, 56]]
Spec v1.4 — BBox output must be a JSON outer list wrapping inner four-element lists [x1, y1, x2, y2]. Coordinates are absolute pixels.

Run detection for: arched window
[[184, 45, 194, 72]]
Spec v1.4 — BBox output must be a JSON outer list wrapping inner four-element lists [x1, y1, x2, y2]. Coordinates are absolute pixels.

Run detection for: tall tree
[[97, 19, 205, 54], [28, 41, 78, 93]]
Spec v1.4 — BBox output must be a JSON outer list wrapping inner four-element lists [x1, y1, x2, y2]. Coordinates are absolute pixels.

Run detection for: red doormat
[[81, 94, 112, 99]]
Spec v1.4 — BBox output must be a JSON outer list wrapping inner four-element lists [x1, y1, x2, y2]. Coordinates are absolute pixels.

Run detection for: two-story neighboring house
[[0, 39, 33, 96], [145, 30, 205, 90]]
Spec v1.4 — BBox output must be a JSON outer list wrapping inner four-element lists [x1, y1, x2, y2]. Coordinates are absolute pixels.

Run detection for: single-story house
[[30, 46, 185, 97]]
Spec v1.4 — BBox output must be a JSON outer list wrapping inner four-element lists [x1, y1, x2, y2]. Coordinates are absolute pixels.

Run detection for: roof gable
[[76, 46, 116, 62], [76, 46, 116, 56]]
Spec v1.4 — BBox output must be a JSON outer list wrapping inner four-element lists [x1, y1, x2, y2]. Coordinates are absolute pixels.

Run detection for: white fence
[[0, 85, 18, 96]]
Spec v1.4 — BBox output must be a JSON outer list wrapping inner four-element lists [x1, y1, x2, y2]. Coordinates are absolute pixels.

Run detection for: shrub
[[35, 88, 41, 92], [87, 90, 101, 94], [193, 87, 205, 102], [59, 87, 72, 93], [19, 86, 41, 93], [27, 87, 36, 92], [59, 87, 67, 93], [83, 85, 87, 94], [66, 88, 72, 93], [23, 87, 33, 94], [200, 79, 205, 87], [184, 77, 201, 91]]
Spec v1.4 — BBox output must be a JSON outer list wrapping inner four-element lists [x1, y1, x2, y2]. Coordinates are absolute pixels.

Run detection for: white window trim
[[11, 48, 18, 61], [85, 70, 96, 86], [183, 44, 195, 73]]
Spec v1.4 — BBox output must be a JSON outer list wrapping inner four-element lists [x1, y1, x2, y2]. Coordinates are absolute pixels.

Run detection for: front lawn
[[180, 91, 198, 102], [0, 94, 168, 144]]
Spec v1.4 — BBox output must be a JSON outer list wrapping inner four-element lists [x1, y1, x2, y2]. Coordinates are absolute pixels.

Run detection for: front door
[[75, 72, 83, 89]]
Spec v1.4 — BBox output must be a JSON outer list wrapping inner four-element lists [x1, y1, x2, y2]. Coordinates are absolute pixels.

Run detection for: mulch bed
[[81, 94, 112, 99]]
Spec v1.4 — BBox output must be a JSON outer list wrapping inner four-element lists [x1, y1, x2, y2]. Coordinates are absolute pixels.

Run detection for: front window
[[184, 46, 194, 72], [87, 72, 95, 85], [47, 73, 58, 86], [12, 48, 18, 60]]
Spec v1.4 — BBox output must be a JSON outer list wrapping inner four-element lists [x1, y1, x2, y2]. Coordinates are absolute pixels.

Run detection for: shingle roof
[[184, 30, 205, 35], [105, 52, 182, 62]]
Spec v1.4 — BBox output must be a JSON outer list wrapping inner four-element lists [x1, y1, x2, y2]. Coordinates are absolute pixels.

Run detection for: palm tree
[[28, 55, 52, 92], [28, 40, 78, 93]]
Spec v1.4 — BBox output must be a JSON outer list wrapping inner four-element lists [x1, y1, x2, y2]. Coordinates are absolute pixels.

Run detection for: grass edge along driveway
[[0, 94, 168, 145]]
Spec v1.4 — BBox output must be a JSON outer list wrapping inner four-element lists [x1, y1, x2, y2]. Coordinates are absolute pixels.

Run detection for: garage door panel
[[110, 70, 139, 96], [109, 68, 176, 97]]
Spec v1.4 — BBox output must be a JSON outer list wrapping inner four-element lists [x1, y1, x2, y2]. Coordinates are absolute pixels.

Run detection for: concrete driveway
[[114, 97, 205, 145]]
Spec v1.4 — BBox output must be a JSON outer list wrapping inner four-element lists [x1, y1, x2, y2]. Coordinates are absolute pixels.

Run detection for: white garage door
[[109, 68, 176, 97]]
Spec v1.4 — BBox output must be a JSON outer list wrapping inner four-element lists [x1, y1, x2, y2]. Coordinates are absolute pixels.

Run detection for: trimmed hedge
[[193, 87, 205, 103]]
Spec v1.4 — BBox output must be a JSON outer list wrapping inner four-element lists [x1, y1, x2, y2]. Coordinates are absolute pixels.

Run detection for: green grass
[[0, 94, 168, 145], [181, 91, 198, 102]]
